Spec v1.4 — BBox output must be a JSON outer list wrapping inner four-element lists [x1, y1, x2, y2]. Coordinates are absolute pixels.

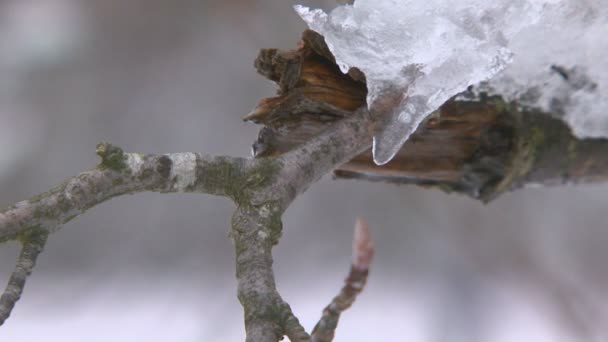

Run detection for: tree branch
[[311, 218, 374, 342], [3, 25, 603, 341], [0, 229, 48, 325], [15, 26, 584, 341], [0, 143, 247, 243], [0, 96, 378, 339], [273, 107, 376, 206], [0, 143, 250, 324], [248, 30, 608, 202], [229, 108, 377, 340], [0, 107, 378, 339], [231, 206, 311, 342]]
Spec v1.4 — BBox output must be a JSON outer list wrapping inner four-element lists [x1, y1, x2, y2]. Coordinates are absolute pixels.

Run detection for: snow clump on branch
[[295, 0, 608, 165]]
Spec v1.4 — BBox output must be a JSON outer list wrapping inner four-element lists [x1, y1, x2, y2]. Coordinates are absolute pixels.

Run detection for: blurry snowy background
[[1, 1, 608, 341]]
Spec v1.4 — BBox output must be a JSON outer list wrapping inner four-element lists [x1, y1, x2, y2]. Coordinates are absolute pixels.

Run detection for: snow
[[295, 1, 608, 165]]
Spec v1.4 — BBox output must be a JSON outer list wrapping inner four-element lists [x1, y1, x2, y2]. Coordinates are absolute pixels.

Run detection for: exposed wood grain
[[246, 30, 608, 201]]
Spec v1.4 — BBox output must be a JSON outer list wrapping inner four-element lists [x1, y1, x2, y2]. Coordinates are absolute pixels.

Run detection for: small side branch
[[311, 218, 374, 342], [0, 230, 49, 325], [0, 143, 248, 243]]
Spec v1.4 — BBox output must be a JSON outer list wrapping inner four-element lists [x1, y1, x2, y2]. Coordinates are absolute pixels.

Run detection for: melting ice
[[295, 0, 607, 165]]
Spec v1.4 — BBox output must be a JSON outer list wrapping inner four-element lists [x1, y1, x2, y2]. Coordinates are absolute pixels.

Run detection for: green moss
[[15, 225, 46, 245], [0, 233, 18, 244], [195, 157, 239, 196], [191, 156, 281, 207], [1, 210, 51, 245], [567, 139, 579, 166], [483, 116, 545, 201], [96, 142, 127, 171]]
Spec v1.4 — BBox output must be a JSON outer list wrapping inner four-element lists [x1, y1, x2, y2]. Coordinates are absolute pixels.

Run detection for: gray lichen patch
[[125, 153, 145, 175], [193, 156, 282, 205], [166, 152, 197, 192]]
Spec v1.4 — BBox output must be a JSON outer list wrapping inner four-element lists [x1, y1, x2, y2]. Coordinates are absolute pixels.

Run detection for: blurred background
[[1, 1, 608, 341]]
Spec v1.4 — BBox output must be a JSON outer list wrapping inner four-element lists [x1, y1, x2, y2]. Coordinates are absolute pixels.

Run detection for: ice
[[295, 1, 608, 165], [485, 1, 608, 138]]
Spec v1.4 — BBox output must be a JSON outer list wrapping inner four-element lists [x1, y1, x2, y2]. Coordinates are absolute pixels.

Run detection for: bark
[[247, 30, 608, 202], [0, 144, 248, 243], [0, 104, 379, 340], [0, 229, 48, 325], [311, 218, 373, 342]]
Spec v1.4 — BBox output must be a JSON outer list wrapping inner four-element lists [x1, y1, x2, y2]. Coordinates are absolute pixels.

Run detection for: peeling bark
[[248, 30, 608, 202]]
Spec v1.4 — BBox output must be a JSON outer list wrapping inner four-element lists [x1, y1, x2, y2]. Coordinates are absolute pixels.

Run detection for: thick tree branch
[[248, 30, 608, 202], [337, 101, 608, 201]]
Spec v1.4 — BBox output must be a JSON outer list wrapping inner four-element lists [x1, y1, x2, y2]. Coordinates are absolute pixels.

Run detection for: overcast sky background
[[1, 1, 608, 341]]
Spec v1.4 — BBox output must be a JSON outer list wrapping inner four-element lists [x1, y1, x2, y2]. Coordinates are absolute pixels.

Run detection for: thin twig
[[0, 230, 49, 325], [311, 217, 374, 342]]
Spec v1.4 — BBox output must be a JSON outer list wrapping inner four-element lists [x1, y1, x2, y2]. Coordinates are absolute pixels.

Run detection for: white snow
[[295, 1, 608, 165]]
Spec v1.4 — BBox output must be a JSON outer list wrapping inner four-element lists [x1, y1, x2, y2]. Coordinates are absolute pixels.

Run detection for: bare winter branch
[[0, 101, 379, 338], [0, 143, 251, 325], [0, 229, 48, 325], [311, 218, 374, 342], [5, 22, 608, 341], [273, 107, 376, 207], [0, 143, 247, 243], [229, 110, 377, 341], [352, 217, 374, 271]]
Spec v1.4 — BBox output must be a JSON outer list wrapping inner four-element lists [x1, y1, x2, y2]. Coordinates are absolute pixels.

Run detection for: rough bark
[[0, 143, 248, 243], [0, 229, 48, 325], [248, 30, 608, 202], [0, 103, 379, 340]]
